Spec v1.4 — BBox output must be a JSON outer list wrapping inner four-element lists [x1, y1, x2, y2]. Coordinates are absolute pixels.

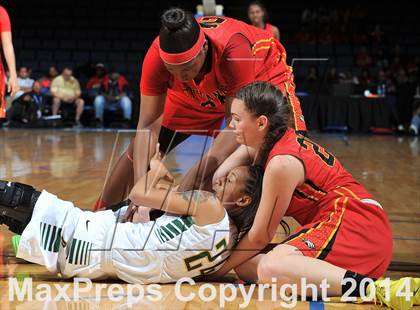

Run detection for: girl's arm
[[129, 145, 224, 225], [133, 94, 166, 183], [212, 155, 305, 276], [1, 31, 19, 96], [178, 117, 239, 191], [212, 144, 257, 184]]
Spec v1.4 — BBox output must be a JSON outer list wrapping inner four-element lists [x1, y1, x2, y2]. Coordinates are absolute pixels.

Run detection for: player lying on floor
[[0, 144, 263, 284]]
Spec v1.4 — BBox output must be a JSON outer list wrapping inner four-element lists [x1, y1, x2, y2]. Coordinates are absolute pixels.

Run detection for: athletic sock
[[93, 197, 108, 211], [342, 270, 374, 297]]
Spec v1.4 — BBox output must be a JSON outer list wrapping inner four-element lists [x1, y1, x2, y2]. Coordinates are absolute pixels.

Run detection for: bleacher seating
[[1, 0, 418, 123]]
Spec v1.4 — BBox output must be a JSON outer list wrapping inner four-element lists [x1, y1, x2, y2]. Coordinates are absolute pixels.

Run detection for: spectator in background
[[391, 45, 402, 62], [358, 69, 373, 89], [395, 68, 411, 132], [409, 90, 420, 135], [39, 66, 58, 95], [305, 66, 318, 82], [390, 56, 403, 74], [370, 25, 384, 43], [51, 67, 84, 128], [6, 81, 44, 125], [29, 80, 45, 113], [338, 72, 359, 85], [406, 58, 419, 93], [318, 25, 334, 44], [93, 68, 131, 127], [301, 7, 316, 25], [356, 47, 372, 68], [378, 70, 402, 130], [317, 7, 330, 25], [14, 66, 34, 99], [247, 1, 280, 40], [86, 63, 106, 100], [326, 67, 339, 84], [375, 49, 389, 70]]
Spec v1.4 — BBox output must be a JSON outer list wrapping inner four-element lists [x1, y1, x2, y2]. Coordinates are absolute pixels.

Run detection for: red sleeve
[[120, 75, 128, 86], [140, 38, 171, 96], [0, 6, 11, 33], [219, 33, 255, 97], [86, 77, 95, 89]]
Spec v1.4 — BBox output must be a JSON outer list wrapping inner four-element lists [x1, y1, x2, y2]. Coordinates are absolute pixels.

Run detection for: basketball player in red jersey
[[248, 1, 280, 41], [94, 8, 306, 211], [210, 82, 419, 309], [0, 5, 19, 118]]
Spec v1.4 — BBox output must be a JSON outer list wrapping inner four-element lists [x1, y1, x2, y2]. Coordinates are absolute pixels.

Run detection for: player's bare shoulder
[[180, 190, 217, 203], [178, 190, 224, 226]]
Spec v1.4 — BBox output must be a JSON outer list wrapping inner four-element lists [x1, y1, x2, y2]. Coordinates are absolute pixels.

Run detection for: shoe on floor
[[367, 277, 420, 310], [0, 180, 40, 234], [409, 124, 418, 136], [73, 120, 83, 129]]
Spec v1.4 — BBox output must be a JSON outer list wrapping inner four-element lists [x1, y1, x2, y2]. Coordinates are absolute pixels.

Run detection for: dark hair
[[159, 8, 201, 54], [229, 165, 264, 243], [235, 81, 291, 165], [248, 1, 269, 23], [229, 165, 290, 244]]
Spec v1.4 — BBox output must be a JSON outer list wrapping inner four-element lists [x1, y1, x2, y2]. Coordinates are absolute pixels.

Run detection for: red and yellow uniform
[[266, 128, 392, 278], [264, 22, 274, 34], [141, 16, 306, 135], [0, 6, 11, 118]]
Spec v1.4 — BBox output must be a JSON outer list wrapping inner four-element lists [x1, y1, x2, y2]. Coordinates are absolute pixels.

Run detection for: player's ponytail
[[235, 81, 291, 166], [159, 8, 201, 54]]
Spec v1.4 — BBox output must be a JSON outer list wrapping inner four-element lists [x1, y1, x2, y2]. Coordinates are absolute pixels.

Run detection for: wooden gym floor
[[0, 128, 419, 309]]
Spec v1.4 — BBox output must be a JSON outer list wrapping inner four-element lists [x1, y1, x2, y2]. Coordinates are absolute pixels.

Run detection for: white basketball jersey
[[17, 191, 238, 284], [109, 211, 238, 283]]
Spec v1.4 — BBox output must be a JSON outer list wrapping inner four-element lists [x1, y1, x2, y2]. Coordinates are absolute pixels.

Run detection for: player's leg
[[51, 96, 61, 116], [257, 245, 419, 309], [93, 140, 135, 210], [93, 95, 106, 123], [255, 196, 380, 294], [74, 98, 84, 123], [254, 196, 418, 309], [257, 245, 346, 295], [0, 180, 123, 279], [119, 95, 132, 121], [1, 180, 167, 284]]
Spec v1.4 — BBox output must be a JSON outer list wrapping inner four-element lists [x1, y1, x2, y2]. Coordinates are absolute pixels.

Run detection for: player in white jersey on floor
[[0, 144, 263, 284]]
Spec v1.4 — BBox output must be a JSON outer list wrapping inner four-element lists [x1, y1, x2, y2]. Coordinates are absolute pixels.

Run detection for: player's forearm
[[213, 233, 265, 276], [133, 94, 165, 183], [131, 169, 160, 201], [212, 144, 256, 184], [133, 117, 162, 183], [178, 128, 238, 191], [2, 33, 17, 76]]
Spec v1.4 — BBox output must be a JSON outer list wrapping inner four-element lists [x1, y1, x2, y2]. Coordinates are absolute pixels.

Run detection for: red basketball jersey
[[264, 23, 273, 35], [266, 128, 373, 224], [141, 16, 297, 133], [0, 6, 11, 118]]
